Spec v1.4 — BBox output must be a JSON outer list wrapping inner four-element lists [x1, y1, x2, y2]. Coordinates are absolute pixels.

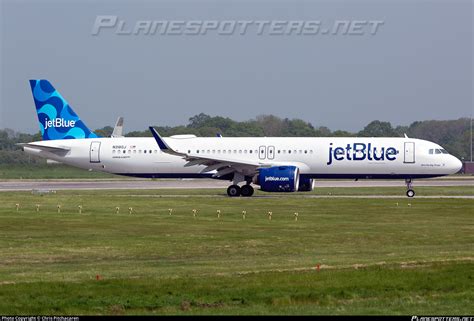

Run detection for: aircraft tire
[[240, 185, 254, 197], [227, 185, 241, 197]]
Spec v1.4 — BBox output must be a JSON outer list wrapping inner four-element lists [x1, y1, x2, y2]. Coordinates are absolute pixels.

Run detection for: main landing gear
[[405, 178, 415, 198], [241, 184, 254, 197], [227, 184, 254, 197]]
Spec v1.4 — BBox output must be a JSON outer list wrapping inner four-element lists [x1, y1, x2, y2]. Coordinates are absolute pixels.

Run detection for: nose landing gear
[[405, 179, 415, 197]]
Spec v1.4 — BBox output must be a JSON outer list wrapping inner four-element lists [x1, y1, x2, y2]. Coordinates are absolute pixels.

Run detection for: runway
[[0, 178, 473, 192]]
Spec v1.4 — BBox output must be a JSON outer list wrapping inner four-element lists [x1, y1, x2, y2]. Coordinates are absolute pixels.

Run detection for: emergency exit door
[[267, 146, 275, 160], [259, 146, 266, 160], [404, 142, 415, 163], [90, 141, 101, 163]]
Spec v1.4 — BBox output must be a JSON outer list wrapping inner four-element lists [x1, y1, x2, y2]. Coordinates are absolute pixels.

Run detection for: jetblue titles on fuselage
[[327, 143, 398, 165]]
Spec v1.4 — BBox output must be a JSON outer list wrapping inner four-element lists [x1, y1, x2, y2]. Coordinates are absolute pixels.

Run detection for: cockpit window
[[430, 148, 449, 155]]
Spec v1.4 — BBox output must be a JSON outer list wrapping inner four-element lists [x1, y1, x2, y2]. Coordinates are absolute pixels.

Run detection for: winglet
[[404, 133, 409, 138], [149, 126, 188, 157], [149, 126, 171, 150]]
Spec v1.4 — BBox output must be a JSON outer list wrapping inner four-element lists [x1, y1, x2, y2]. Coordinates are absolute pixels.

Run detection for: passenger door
[[90, 141, 101, 163], [404, 142, 415, 163]]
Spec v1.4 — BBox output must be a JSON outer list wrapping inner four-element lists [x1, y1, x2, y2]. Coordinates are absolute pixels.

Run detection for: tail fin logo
[[44, 118, 76, 130], [29, 79, 99, 140]]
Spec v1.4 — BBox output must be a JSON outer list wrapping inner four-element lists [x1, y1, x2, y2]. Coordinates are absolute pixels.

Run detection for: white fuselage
[[24, 136, 462, 180]]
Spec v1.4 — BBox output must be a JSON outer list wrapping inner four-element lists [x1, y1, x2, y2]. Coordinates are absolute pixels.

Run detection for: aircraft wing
[[149, 127, 271, 178]]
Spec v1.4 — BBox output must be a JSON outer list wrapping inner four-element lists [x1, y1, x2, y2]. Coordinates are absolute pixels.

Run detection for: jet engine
[[297, 177, 315, 192], [253, 166, 300, 192]]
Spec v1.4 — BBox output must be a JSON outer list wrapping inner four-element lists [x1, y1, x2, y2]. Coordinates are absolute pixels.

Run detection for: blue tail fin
[[29, 79, 100, 140]]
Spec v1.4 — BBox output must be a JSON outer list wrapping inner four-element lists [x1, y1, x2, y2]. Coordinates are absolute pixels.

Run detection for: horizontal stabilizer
[[18, 143, 70, 154]]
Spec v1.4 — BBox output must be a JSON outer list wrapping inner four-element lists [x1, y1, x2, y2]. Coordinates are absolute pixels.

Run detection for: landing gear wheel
[[240, 185, 254, 197], [406, 189, 415, 198], [227, 185, 241, 197]]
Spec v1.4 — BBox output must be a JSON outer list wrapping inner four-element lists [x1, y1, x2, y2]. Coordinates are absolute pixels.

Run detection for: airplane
[[21, 79, 463, 197]]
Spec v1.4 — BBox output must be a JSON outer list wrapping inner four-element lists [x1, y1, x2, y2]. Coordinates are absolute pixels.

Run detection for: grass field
[[0, 188, 472, 315], [0, 165, 116, 179]]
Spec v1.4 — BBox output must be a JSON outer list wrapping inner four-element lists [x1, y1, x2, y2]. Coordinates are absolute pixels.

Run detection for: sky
[[0, 0, 472, 134]]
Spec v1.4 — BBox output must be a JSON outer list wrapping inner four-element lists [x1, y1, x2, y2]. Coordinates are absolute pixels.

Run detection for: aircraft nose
[[449, 156, 463, 174]]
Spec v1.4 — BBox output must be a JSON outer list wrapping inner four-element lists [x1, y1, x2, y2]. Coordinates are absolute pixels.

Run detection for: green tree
[[358, 120, 397, 137], [188, 113, 212, 128], [256, 115, 285, 136], [406, 118, 470, 159], [94, 126, 114, 137]]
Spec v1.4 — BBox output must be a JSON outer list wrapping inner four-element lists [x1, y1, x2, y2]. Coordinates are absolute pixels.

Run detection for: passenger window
[[133, 150, 136, 154], [123, 150, 126, 154], [112, 150, 116, 154]]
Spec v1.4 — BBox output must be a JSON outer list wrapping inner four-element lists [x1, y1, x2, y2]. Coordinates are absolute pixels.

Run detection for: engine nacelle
[[298, 177, 315, 192], [253, 166, 300, 192]]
